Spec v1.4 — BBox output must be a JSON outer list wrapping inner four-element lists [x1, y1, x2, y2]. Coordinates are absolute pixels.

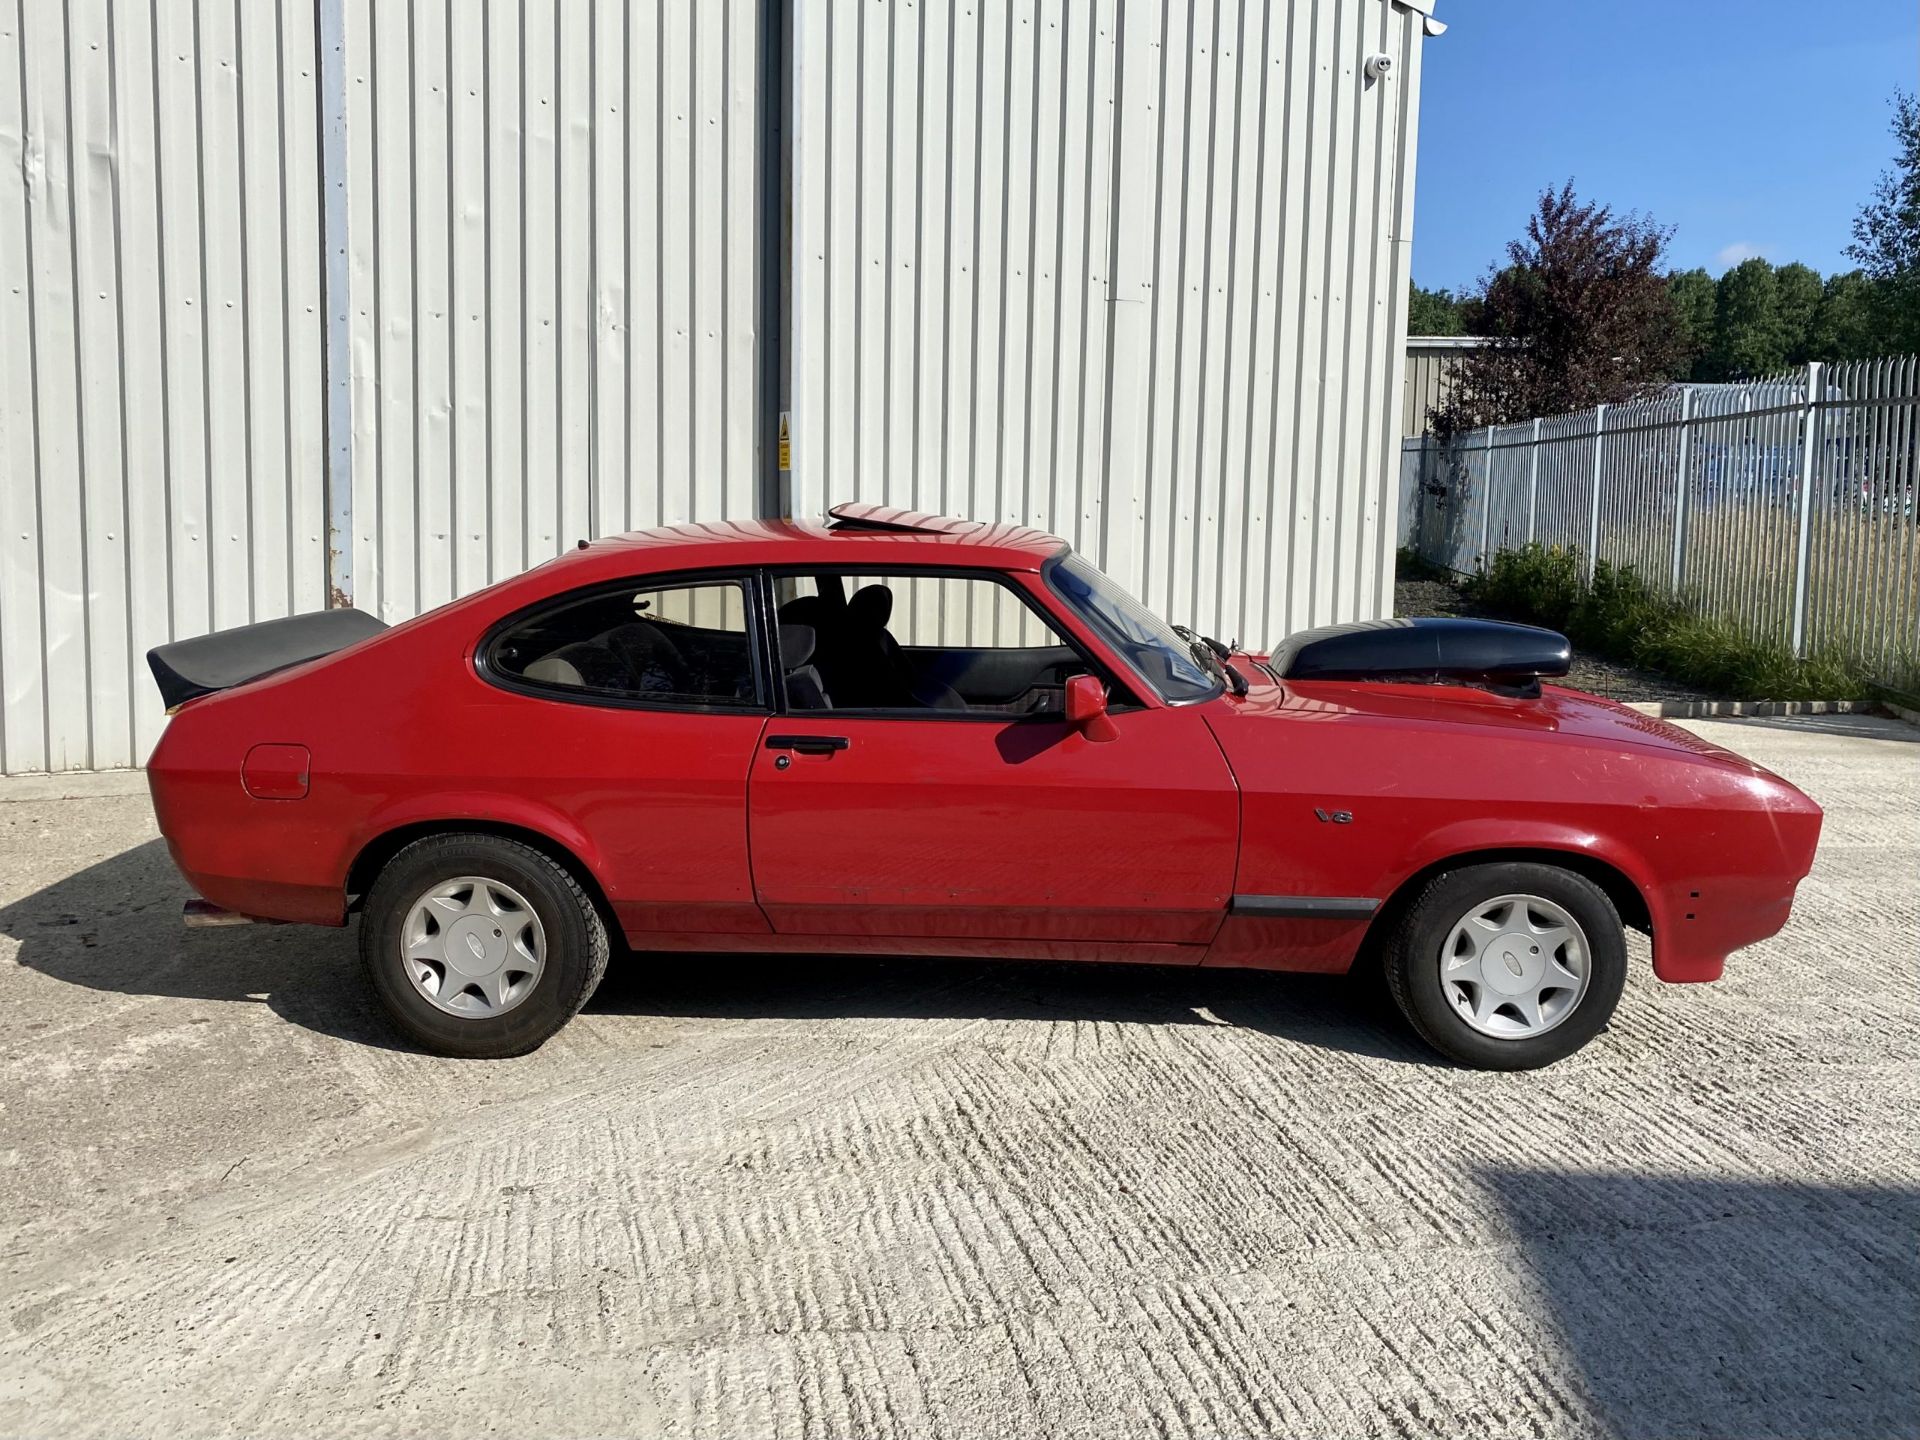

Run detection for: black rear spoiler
[[146, 608, 388, 709], [1271, 617, 1570, 698]]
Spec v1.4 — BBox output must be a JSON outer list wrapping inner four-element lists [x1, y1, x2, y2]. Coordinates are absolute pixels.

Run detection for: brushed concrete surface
[[0, 716, 1914, 1439]]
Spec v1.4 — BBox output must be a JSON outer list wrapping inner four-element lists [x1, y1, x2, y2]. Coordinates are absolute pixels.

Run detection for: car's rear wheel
[[1383, 861, 1627, 1070], [359, 834, 609, 1058]]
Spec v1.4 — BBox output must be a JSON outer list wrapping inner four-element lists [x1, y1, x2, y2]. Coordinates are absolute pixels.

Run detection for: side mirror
[[1063, 674, 1119, 743]]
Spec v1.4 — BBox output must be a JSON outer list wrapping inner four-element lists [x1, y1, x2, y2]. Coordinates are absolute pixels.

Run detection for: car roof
[[582, 503, 1067, 572]]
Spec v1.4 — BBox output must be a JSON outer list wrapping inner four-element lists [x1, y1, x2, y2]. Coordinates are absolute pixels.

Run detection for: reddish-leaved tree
[[1434, 183, 1686, 434]]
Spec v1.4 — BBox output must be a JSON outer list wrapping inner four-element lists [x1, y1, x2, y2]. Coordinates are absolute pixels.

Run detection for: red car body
[[146, 512, 1822, 988]]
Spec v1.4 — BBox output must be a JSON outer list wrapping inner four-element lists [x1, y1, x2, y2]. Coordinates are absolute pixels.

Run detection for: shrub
[[1468, 544, 1584, 631], [1462, 543, 1874, 701]]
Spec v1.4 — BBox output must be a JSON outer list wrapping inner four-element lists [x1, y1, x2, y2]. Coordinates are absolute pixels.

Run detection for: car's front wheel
[[359, 834, 610, 1058], [1383, 861, 1627, 1070]]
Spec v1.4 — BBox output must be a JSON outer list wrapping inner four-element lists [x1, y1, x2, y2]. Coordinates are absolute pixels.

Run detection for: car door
[[746, 568, 1239, 949]]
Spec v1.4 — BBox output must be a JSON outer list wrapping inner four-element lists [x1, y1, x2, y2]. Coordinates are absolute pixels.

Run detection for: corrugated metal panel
[[0, 0, 327, 774], [3, 0, 1438, 775], [791, 0, 1433, 649], [341, 0, 763, 625], [1402, 335, 1486, 436]]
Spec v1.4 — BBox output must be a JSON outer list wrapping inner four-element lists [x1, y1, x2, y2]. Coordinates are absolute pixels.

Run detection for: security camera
[[1364, 53, 1393, 82]]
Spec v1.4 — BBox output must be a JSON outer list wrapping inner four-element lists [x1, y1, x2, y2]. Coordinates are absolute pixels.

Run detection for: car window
[[489, 579, 760, 709], [772, 571, 1089, 715], [1045, 551, 1220, 703]]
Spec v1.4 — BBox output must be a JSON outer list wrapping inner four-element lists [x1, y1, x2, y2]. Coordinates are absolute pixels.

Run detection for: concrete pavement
[[1, 714, 1915, 1438]]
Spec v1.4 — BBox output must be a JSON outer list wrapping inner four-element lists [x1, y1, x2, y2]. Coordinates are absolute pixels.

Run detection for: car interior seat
[[779, 624, 831, 709], [599, 620, 691, 697], [844, 584, 966, 710], [523, 640, 630, 691]]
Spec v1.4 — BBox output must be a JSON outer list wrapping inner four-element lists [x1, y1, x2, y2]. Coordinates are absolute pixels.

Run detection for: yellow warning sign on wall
[[778, 412, 791, 471]]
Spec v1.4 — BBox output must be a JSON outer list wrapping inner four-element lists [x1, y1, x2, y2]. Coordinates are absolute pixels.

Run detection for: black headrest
[[779, 624, 816, 669], [848, 584, 893, 628], [779, 594, 828, 627]]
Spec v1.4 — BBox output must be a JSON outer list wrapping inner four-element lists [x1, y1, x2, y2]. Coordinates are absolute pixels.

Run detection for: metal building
[[0, 0, 1443, 775], [1403, 334, 1488, 435]]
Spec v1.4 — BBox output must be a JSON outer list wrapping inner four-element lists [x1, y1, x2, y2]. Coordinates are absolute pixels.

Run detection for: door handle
[[764, 734, 850, 754]]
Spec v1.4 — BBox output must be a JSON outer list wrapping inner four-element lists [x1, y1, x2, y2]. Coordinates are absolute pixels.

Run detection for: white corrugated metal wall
[[0, 0, 328, 774], [1, 0, 1436, 774], [342, 0, 763, 624], [791, 0, 1437, 648]]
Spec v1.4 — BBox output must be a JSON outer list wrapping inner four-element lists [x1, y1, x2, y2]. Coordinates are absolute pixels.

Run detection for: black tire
[[1383, 861, 1627, 1071], [358, 834, 610, 1059]]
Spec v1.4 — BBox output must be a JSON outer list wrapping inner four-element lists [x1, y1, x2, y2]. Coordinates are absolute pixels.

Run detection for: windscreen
[[1045, 552, 1221, 704]]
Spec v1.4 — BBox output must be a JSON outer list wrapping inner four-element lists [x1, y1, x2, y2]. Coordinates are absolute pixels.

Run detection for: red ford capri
[[144, 505, 1822, 1069]]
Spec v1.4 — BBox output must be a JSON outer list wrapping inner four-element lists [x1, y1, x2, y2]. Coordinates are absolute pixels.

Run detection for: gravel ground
[[1394, 577, 1724, 704], [1, 715, 1916, 1439]]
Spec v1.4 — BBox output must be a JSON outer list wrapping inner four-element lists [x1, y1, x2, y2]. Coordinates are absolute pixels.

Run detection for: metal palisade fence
[[1399, 356, 1920, 692]]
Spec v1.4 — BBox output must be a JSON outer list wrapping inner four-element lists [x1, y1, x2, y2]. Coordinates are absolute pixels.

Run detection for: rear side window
[[487, 578, 760, 709]]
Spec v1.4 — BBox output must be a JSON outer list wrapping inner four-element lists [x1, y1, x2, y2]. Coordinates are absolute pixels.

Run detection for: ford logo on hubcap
[[465, 932, 488, 961]]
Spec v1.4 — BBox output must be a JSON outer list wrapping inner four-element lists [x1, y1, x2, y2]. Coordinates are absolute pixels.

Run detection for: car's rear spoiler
[[146, 608, 389, 710], [1271, 617, 1570, 698]]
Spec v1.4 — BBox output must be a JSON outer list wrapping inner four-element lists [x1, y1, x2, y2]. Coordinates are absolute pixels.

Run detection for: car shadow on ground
[[1479, 1167, 1920, 1438], [1, 837, 411, 1051], [3, 838, 1430, 1065], [592, 951, 1428, 1063]]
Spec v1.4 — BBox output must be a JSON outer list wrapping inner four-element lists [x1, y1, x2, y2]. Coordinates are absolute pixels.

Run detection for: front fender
[[1380, 818, 1768, 984], [1389, 816, 1662, 908]]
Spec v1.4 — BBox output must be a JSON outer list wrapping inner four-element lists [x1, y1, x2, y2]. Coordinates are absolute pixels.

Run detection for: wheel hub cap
[[1440, 892, 1590, 1040], [401, 876, 546, 1019]]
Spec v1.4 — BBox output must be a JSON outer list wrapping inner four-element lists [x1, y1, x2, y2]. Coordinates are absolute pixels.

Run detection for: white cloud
[[1712, 241, 1768, 271]]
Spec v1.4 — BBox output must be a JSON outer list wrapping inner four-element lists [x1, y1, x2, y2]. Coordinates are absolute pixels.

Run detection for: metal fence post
[[1525, 417, 1541, 543], [1585, 404, 1607, 580], [1670, 387, 1694, 593], [1478, 425, 1495, 570], [1790, 361, 1825, 656]]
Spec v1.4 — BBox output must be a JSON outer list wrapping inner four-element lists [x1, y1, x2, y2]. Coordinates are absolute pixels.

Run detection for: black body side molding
[[1229, 895, 1380, 919]]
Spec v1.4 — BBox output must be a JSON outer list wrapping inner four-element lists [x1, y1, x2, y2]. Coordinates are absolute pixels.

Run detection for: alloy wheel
[[1439, 891, 1591, 1040], [400, 875, 547, 1019]]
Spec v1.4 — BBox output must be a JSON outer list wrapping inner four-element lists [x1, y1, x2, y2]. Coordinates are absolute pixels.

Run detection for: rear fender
[[346, 793, 613, 901]]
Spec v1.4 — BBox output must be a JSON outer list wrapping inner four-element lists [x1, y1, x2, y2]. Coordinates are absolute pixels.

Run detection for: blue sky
[[1411, 0, 1920, 293]]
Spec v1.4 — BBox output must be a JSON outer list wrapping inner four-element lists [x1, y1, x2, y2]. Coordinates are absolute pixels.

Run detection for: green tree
[[1774, 262, 1825, 365], [1847, 90, 1920, 353], [1709, 257, 1787, 378], [1806, 270, 1879, 362], [1407, 281, 1466, 336], [1434, 183, 1684, 431], [1666, 268, 1717, 377]]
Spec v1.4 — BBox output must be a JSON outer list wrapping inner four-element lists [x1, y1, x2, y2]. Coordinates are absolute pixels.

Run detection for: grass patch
[[1463, 544, 1877, 701]]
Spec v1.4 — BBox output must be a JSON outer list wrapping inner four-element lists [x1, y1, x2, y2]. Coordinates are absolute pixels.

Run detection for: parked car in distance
[[145, 505, 1823, 1069]]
